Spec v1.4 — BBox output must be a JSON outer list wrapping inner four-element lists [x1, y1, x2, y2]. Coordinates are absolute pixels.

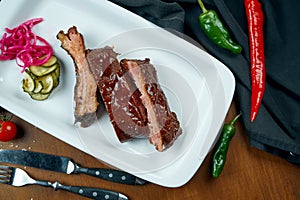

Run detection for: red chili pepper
[[244, 0, 265, 122]]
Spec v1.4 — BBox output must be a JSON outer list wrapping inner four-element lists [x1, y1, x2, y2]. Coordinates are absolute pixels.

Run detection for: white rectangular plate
[[0, 0, 235, 187]]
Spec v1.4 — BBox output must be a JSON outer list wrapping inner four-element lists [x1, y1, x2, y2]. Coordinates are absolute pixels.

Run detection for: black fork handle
[[34, 180, 128, 200]]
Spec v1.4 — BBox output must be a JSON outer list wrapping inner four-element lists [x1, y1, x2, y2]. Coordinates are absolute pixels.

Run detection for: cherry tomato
[[0, 121, 17, 142]]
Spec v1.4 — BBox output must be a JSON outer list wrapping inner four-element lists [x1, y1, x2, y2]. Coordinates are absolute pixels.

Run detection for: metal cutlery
[[0, 149, 146, 185], [0, 165, 128, 200]]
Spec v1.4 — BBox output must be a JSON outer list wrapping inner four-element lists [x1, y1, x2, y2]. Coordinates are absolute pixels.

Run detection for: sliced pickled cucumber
[[52, 65, 60, 78], [22, 55, 61, 101], [33, 80, 43, 93], [39, 74, 54, 94], [41, 56, 57, 67], [29, 63, 58, 77], [28, 92, 50, 101], [52, 66, 60, 88], [22, 70, 35, 92]]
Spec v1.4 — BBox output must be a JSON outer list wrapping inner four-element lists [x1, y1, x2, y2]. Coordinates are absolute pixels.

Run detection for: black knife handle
[[74, 166, 147, 185], [57, 184, 127, 200]]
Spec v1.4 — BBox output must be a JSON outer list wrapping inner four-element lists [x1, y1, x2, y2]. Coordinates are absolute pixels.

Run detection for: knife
[[0, 149, 146, 185]]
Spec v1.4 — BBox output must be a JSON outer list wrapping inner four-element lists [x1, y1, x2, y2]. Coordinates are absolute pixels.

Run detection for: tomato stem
[[0, 112, 13, 121]]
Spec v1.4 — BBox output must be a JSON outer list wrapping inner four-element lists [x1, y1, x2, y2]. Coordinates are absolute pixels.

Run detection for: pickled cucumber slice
[[41, 55, 57, 67], [29, 63, 58, 77], [28, 92, 50, 101], [33, 80, 43, 93], [22, 70, 35, 92], [39, 74, 54, 94]]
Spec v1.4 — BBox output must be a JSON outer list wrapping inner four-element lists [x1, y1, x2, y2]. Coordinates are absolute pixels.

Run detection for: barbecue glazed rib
[[57, 27, 181, 151], [87, 47, 149, 142], [120, 59, 182, 151], [57, 26, 98, 127]]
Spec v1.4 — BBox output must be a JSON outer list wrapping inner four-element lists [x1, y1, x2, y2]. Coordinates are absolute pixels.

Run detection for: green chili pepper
[[212, 113, 241, 178], [197, 0, 242, 54]]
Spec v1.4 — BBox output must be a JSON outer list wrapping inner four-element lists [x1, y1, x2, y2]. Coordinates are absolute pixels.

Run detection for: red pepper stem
[[197, 0, 208, 13], [229, 113, 241, 126]]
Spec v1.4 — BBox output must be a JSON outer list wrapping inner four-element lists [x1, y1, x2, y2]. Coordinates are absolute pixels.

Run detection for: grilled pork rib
[[57, 26, 98, 127], [120, 59, 182, 151], [87, 47, 149, 142], [57, 27, 181, 151], [87, 47, 181, 151]]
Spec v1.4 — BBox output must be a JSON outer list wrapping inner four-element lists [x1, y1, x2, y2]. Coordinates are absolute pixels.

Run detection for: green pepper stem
[[197, 0, 208, 13], [229, 113, 241, 126]]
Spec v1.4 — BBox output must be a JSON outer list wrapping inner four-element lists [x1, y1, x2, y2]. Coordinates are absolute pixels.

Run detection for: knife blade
[[0, 149, 146, 185]]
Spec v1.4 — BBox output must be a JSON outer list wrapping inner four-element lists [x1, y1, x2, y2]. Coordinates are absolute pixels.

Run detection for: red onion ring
[[0, 18, 53, 72]]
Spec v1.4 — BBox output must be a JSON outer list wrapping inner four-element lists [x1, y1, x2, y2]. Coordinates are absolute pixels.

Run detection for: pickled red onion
[[0, 18, 53, 72]]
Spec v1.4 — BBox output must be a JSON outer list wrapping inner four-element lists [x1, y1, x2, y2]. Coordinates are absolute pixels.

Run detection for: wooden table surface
[[0, 101, 299, 200]]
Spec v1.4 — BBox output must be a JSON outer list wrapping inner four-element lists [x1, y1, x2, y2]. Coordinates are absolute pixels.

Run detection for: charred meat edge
[[57, 26, 98, 127]]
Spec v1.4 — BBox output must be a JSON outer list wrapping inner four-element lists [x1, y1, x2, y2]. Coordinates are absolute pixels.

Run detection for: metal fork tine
[[0, 169, 10, 173], [0, 169, 9, 184], [0, 166, 11, 174], [0, 165, 13, 185], [0, 165, 11, 170], [0, 179, 9, 184], [0, 170, 8, 174]]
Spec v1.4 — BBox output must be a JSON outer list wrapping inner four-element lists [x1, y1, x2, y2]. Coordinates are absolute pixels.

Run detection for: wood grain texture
[[0, 102, 299, 200]]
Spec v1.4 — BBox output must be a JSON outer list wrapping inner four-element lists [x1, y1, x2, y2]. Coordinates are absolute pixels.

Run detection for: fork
[[0, 165, 128, 200]]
